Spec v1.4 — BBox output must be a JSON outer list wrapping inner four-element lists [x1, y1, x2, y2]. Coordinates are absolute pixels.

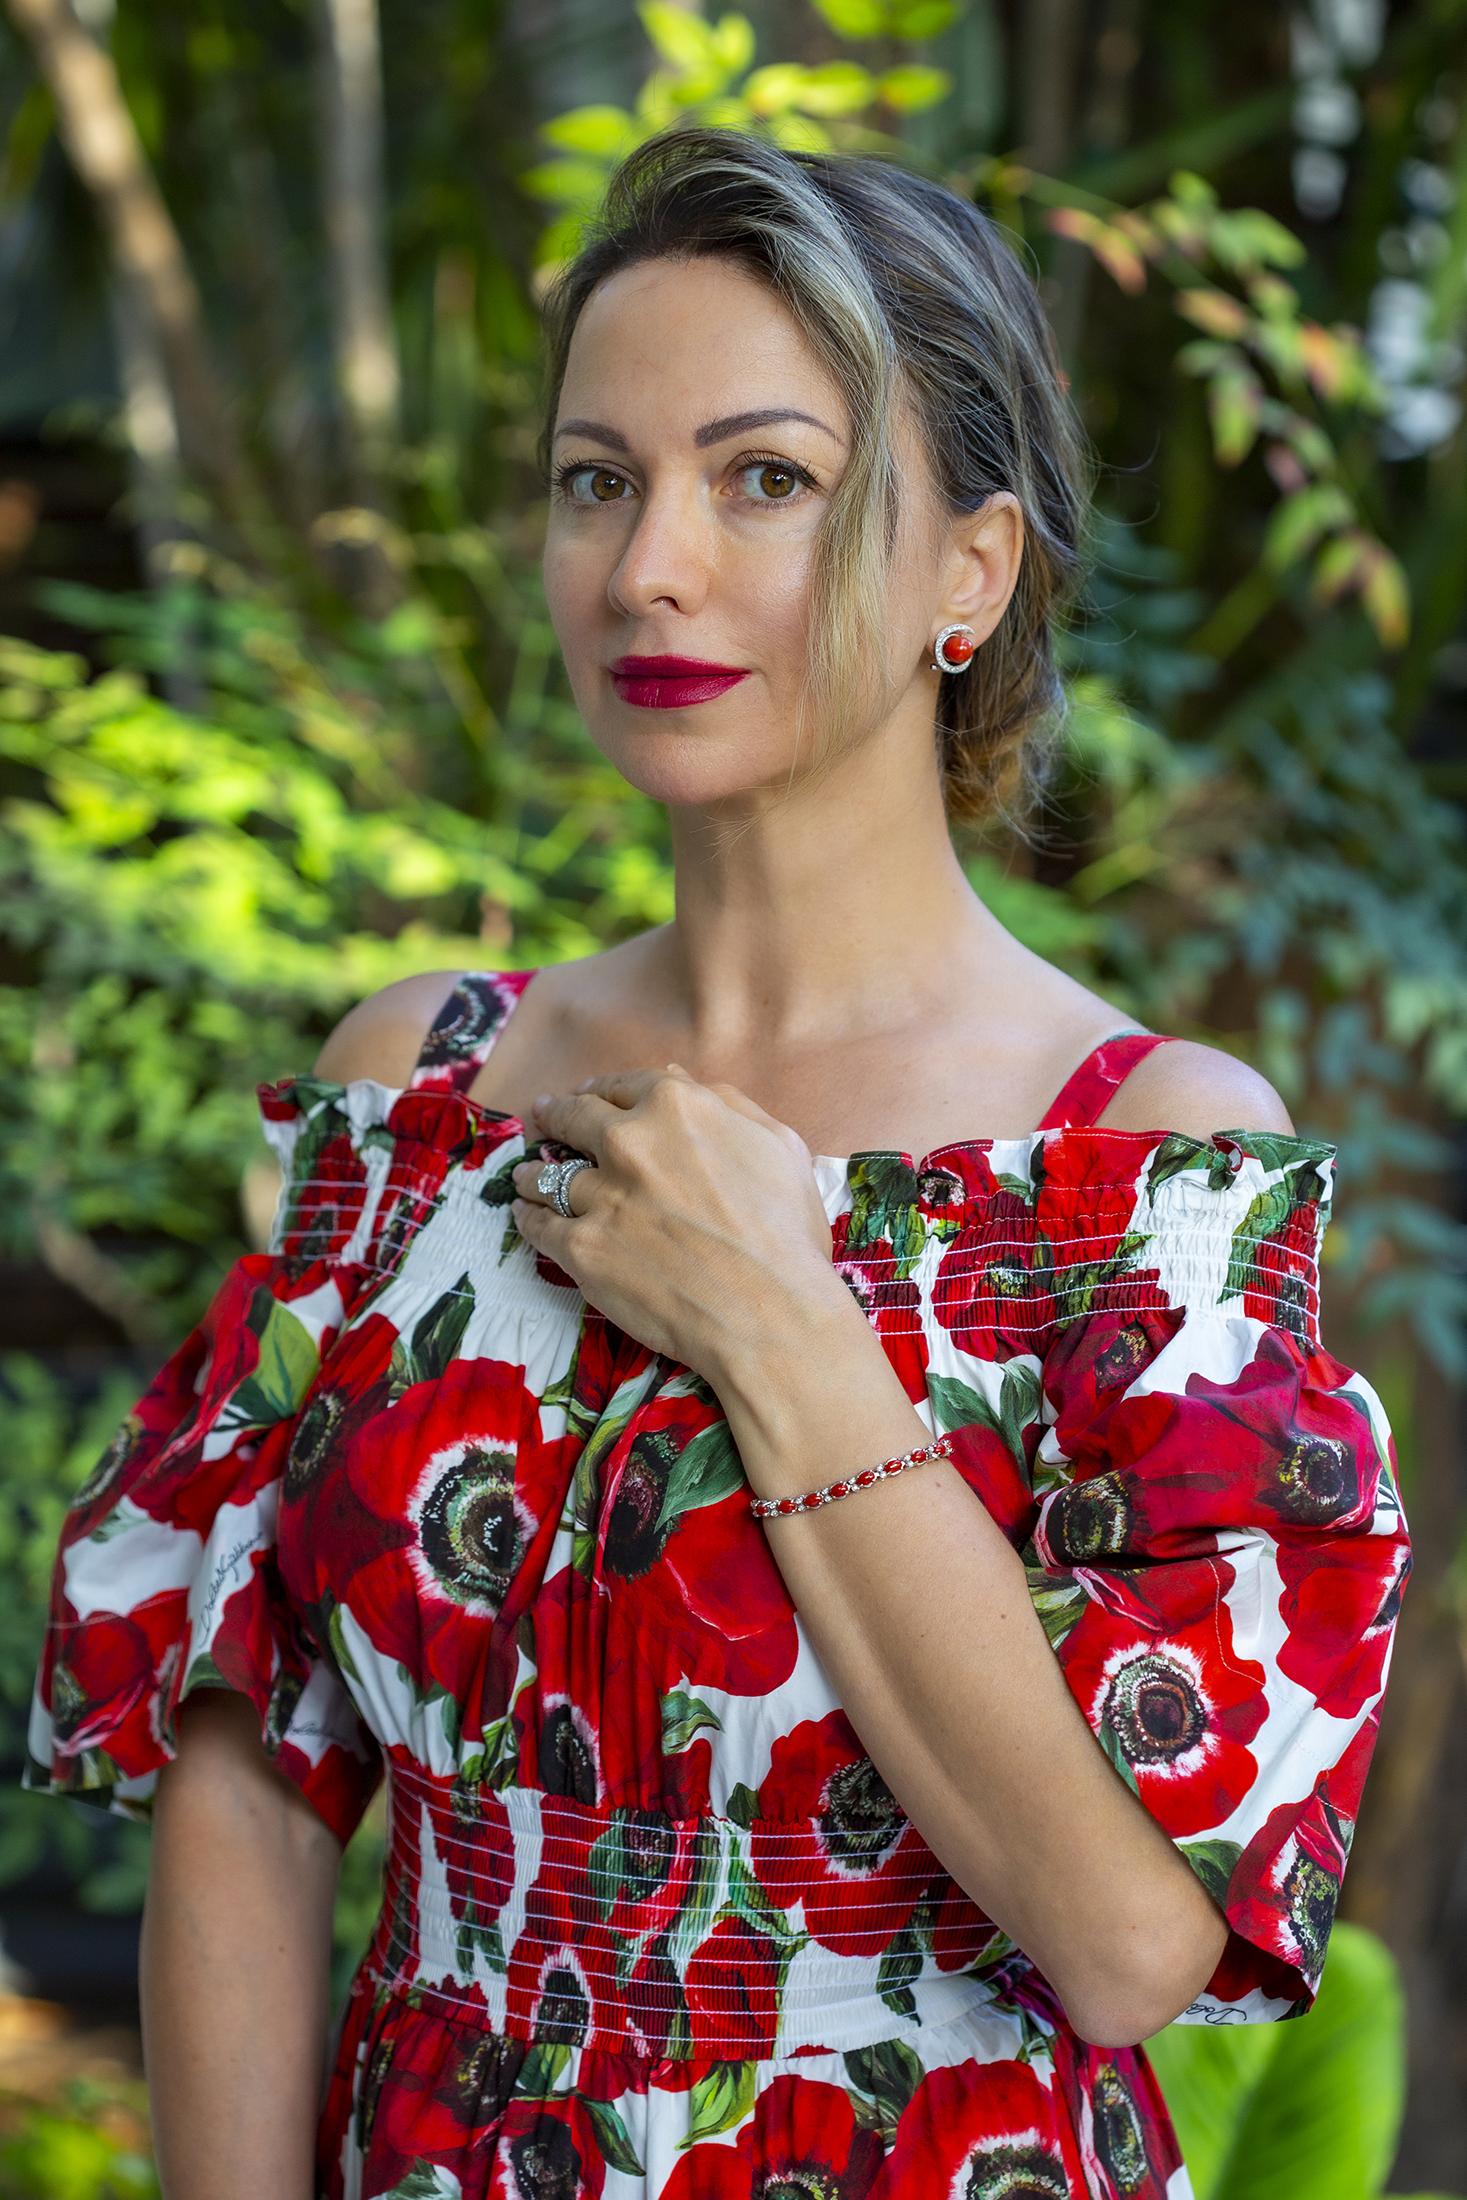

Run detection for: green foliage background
[[0, 0, 1462, 2187]]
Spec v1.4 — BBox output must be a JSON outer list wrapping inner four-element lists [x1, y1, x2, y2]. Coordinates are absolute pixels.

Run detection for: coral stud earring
[[930, 623, 976, 672]]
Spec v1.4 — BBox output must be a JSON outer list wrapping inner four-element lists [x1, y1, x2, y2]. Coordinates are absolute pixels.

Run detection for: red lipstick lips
[[609, 654, 750, 709]]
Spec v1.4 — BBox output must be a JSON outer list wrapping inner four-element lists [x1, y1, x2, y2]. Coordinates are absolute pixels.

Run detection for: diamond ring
[[535, 1154, 596, 1218]]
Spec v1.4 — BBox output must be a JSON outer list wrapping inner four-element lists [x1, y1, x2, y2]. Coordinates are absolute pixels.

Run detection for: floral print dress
[[23, 967, 1412, 2200]]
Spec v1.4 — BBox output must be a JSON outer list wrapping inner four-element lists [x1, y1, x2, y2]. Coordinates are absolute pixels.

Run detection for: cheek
[[541, 537, 590, 624], [726, 540, 813, 636]]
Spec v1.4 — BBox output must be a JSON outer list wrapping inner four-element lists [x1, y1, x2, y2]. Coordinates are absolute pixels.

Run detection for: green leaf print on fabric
[[326, 1596, 360, 1682], [1179, 1836, 1244, 1912], [584, 2094, 645, 2176], [183, 1649, 230, 1692], [567, 1355, 668, 1567], [87, 1506, 145, 1544], [272, 1080, 360, 1251], [515, 2039, 572, 2101], [724, 1781, 760, 1827], [683, 2058, 759, 2145], [727, 1843, 803, 1951], [390, 1273, 477, 1391], [870, 1883, 941, 2015], [656, 1415, 746, 1528], [477, 1708, 524, 1789], [1143, 1129, 1226, 1199], [402, 1673, 464, 1752], [1026, 1573, 1092, 1651], [478, 1145, 529, 1213], [663, 1831, 723, 1973], [659, 1686, 723, 1755], [380, 2164, 464, 2199], [586, 1809, 691, 1921], [842, 2032, 925, 2140], [1099, 1710, 1145, 1798], [454, 1909, 504, 1978], [926, 1362, 1042, 1471], [1050, 1226, 1160, 1327], [877, 1913, 925, 2018], [224, 1287, 319, 1428], [844, 1152, 927, 1268]]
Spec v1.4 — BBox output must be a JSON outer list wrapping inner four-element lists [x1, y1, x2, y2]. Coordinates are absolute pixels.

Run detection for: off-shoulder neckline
[[256, 1071, 1339, 1184]]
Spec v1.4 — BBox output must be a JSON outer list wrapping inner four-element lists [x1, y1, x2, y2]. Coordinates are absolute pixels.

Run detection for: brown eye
[[551, 461, 629, 504], [733, 452, 818, 506]]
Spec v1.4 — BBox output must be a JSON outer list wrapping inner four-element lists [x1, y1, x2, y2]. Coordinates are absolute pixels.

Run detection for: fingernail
[[533, 1091, 553, 1112]]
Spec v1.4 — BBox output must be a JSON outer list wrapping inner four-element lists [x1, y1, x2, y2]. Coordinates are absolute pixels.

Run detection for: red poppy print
[[591, 1389, 806, 1694], [661, 2069, 885, 2199], [22, 972, 1411, 2199], [680, 1910, 787, 2061], [343, 1354, 576, 1718], [868, 2055, 1085, 2198], [750, 1712, 993, 1966], [1053, 1597, 1269, 1836], [503, 1845, 673, 2055], [1275, 1527, 1406, 1717]]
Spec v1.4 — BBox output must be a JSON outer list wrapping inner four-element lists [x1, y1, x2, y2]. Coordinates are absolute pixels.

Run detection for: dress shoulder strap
[[1037, 1027, 1179, 1130], [407, 968, 537, 1094]]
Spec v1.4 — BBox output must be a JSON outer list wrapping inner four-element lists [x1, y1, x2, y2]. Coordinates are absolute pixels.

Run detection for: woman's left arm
[[705, 1291, 1230, 2053], [512, 1061, 1229, 2050], [518, 1056, 1408, 2048]]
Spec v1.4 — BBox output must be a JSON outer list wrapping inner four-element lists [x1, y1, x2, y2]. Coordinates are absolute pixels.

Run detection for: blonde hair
[[536, 124, 1097, 843]]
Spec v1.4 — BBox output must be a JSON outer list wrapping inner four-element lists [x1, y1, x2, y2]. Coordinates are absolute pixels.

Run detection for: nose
[[606, 477, 712, 618]]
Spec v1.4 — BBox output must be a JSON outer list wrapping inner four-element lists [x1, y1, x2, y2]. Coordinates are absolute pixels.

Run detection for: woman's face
[[542, 252, 942, 812]]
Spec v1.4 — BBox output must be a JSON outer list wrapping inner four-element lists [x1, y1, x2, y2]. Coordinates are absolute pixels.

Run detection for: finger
[[512, 1150, 599, 1214], [530, 1089, 614, 1153], [532, 1067, 671, 1146], [510, 1193, 581, 1274]]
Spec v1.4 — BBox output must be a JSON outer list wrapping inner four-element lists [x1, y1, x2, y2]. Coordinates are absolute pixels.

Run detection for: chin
[[588, 730, 786, 807]]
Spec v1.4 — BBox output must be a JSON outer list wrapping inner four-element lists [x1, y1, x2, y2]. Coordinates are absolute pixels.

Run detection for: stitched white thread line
[[267, 1199, 1324, 1264], [382, 1836, 965, 1905], [367, 1889, 1011, 2010], [385, 1759, 929, 1824], [261, 1088, 1337, 1163], [274, 1181, 1329, 1249], [270, 1256, 1324, 1302]]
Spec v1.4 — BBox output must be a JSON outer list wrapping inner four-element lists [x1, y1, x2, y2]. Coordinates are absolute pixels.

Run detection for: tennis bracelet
[[748, 1433, 953, 1520]]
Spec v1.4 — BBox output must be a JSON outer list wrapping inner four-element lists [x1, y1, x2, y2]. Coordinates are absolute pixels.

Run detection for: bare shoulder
[[310, 968, 469, 1085], [1094, 1035, 1298, 1139]]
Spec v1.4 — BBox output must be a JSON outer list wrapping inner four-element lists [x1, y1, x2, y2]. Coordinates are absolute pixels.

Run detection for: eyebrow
[[552, 408, 842, 451]]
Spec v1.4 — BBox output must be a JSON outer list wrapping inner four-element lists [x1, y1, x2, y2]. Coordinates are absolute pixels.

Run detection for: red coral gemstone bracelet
[[748, 1434, 953, 1520]]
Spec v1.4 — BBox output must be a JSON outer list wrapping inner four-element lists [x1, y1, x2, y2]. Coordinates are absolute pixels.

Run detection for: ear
[[938, 489, 1025, 646]]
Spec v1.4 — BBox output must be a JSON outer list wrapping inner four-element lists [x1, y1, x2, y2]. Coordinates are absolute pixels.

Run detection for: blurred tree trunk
[[1011, 0, 1095, 396], [106, 273, 204, 714], [3, 0, 260, 534], [313, 0, 403, 615]]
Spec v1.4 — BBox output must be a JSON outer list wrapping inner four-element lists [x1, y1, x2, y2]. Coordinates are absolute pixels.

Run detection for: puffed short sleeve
[[951, 1130, 1412, 2024], [20, 1087, 384, 1848]]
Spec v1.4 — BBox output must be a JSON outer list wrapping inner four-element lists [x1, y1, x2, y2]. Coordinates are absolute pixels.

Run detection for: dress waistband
[[361, 1757, 1067, 2063]]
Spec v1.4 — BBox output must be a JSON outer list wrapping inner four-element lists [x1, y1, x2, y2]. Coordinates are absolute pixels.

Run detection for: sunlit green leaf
[[538, 105, 634, 157], [638, 0, 720, 72], [874, 64, 951, 111]]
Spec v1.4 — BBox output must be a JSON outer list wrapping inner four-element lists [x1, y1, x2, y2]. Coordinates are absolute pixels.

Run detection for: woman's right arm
[[142, 1689, 344, 2199]]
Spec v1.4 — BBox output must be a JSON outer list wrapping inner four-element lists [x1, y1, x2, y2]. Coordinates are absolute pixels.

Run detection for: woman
[[23, 125, 1411, 2200]]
